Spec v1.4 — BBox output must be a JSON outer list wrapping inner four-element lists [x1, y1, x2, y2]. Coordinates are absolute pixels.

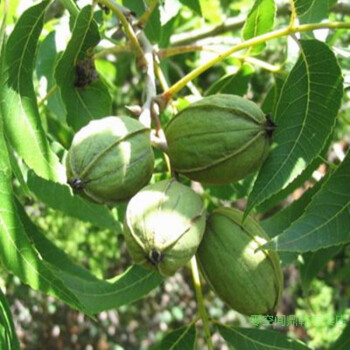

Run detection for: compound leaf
[[0, 117, 83, 313], [264, 151, 350, 252], [27, 171, 121, 232], [0, 1, 64, 182], [18, 203, 163, 314], [247, 40, 343, 213]]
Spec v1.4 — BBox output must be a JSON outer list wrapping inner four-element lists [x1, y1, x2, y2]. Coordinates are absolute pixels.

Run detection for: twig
[[138, 32, 157, 128], [171, 15, 246, 46], [157, 45, 280, 73], [238, 56, 281, 73], [161, 21, 350, 103], [167, 60, 202, 98], [171, 3, 350, 46], [157, 45, 217, 59], [38, 85, 58, 106], [154, 56, 170, 92], [98, 0, 145, 65], [93, 44, 132, 59]]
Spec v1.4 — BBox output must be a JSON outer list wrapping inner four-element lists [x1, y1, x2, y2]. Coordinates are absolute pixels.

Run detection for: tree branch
[[98, 0, 146, 65], [161, 21, 350, 103], [171, 2, 350, 46]]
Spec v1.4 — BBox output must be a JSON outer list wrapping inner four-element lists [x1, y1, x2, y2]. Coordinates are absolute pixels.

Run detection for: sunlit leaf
[[247, 40, 343, 213], [264, 150, 350, 252], [0, 288, 20, 350], [257, 133, 332, 213], [0, 117, 83, 313], [179, 0, 202, 16], [18, 205, 163, 314], [243, 0, 275, 54], [0, 1, 64, 182], [199, 0, 222, 23], [27, 171, 121, 232]]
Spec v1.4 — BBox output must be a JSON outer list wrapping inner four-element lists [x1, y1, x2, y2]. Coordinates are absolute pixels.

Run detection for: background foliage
[[0, 0, 349, 349]]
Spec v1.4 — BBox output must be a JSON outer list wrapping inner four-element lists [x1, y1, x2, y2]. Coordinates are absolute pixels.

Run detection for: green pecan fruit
[[197, 207, 283, 316], [66, 116, 154, 204], [123, 179, 206, 276], [165, 94, 274, 184]]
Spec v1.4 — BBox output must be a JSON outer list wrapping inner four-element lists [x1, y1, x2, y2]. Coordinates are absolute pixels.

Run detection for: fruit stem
[[190, 256, 214, 350], [38, 85, 58, 106]]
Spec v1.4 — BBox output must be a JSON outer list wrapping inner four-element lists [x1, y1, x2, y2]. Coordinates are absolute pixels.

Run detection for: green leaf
[[205, 63, 254, 96], [242, 0, 275, 55], [264, 150, 350, 252], [27, 171, 121, 231], [199, 0, 222, 23], [293, 0, 317, 16], [0, 117, 84, 313], [204, 173, 255, 202], [257, 132, 332, 213], [159, 0, 181, 26], [159, 15, 178, 48], [55, 5, 112, 131], [0, 288, 20, 350], [179, 0, 202, 16], [293, 0, 331, 23], [218, 324, 310, 350], [151, 324, 196, 350], [0, 2, 7, 55], [329, 321, 350, 350], [261, 180, 323, 266], [6, 142, 31, 197], [261, 181, 322, 239], [36, 31, 67, 122], [145, 4, 161, 42], [46, 114, 74, 150], [122, 0, 145, 17], [0, 1, 64, 182], [247, 40, 343, 213], [261, 75, 285, 117], [18, 204, 163, 314], [299, 246, 341, 293]]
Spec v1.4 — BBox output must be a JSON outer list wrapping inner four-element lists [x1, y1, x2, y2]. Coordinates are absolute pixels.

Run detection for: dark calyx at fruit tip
[[147, 249, 164, 266], [265, 114, 276, 139], [67, 178, 86, 192]]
